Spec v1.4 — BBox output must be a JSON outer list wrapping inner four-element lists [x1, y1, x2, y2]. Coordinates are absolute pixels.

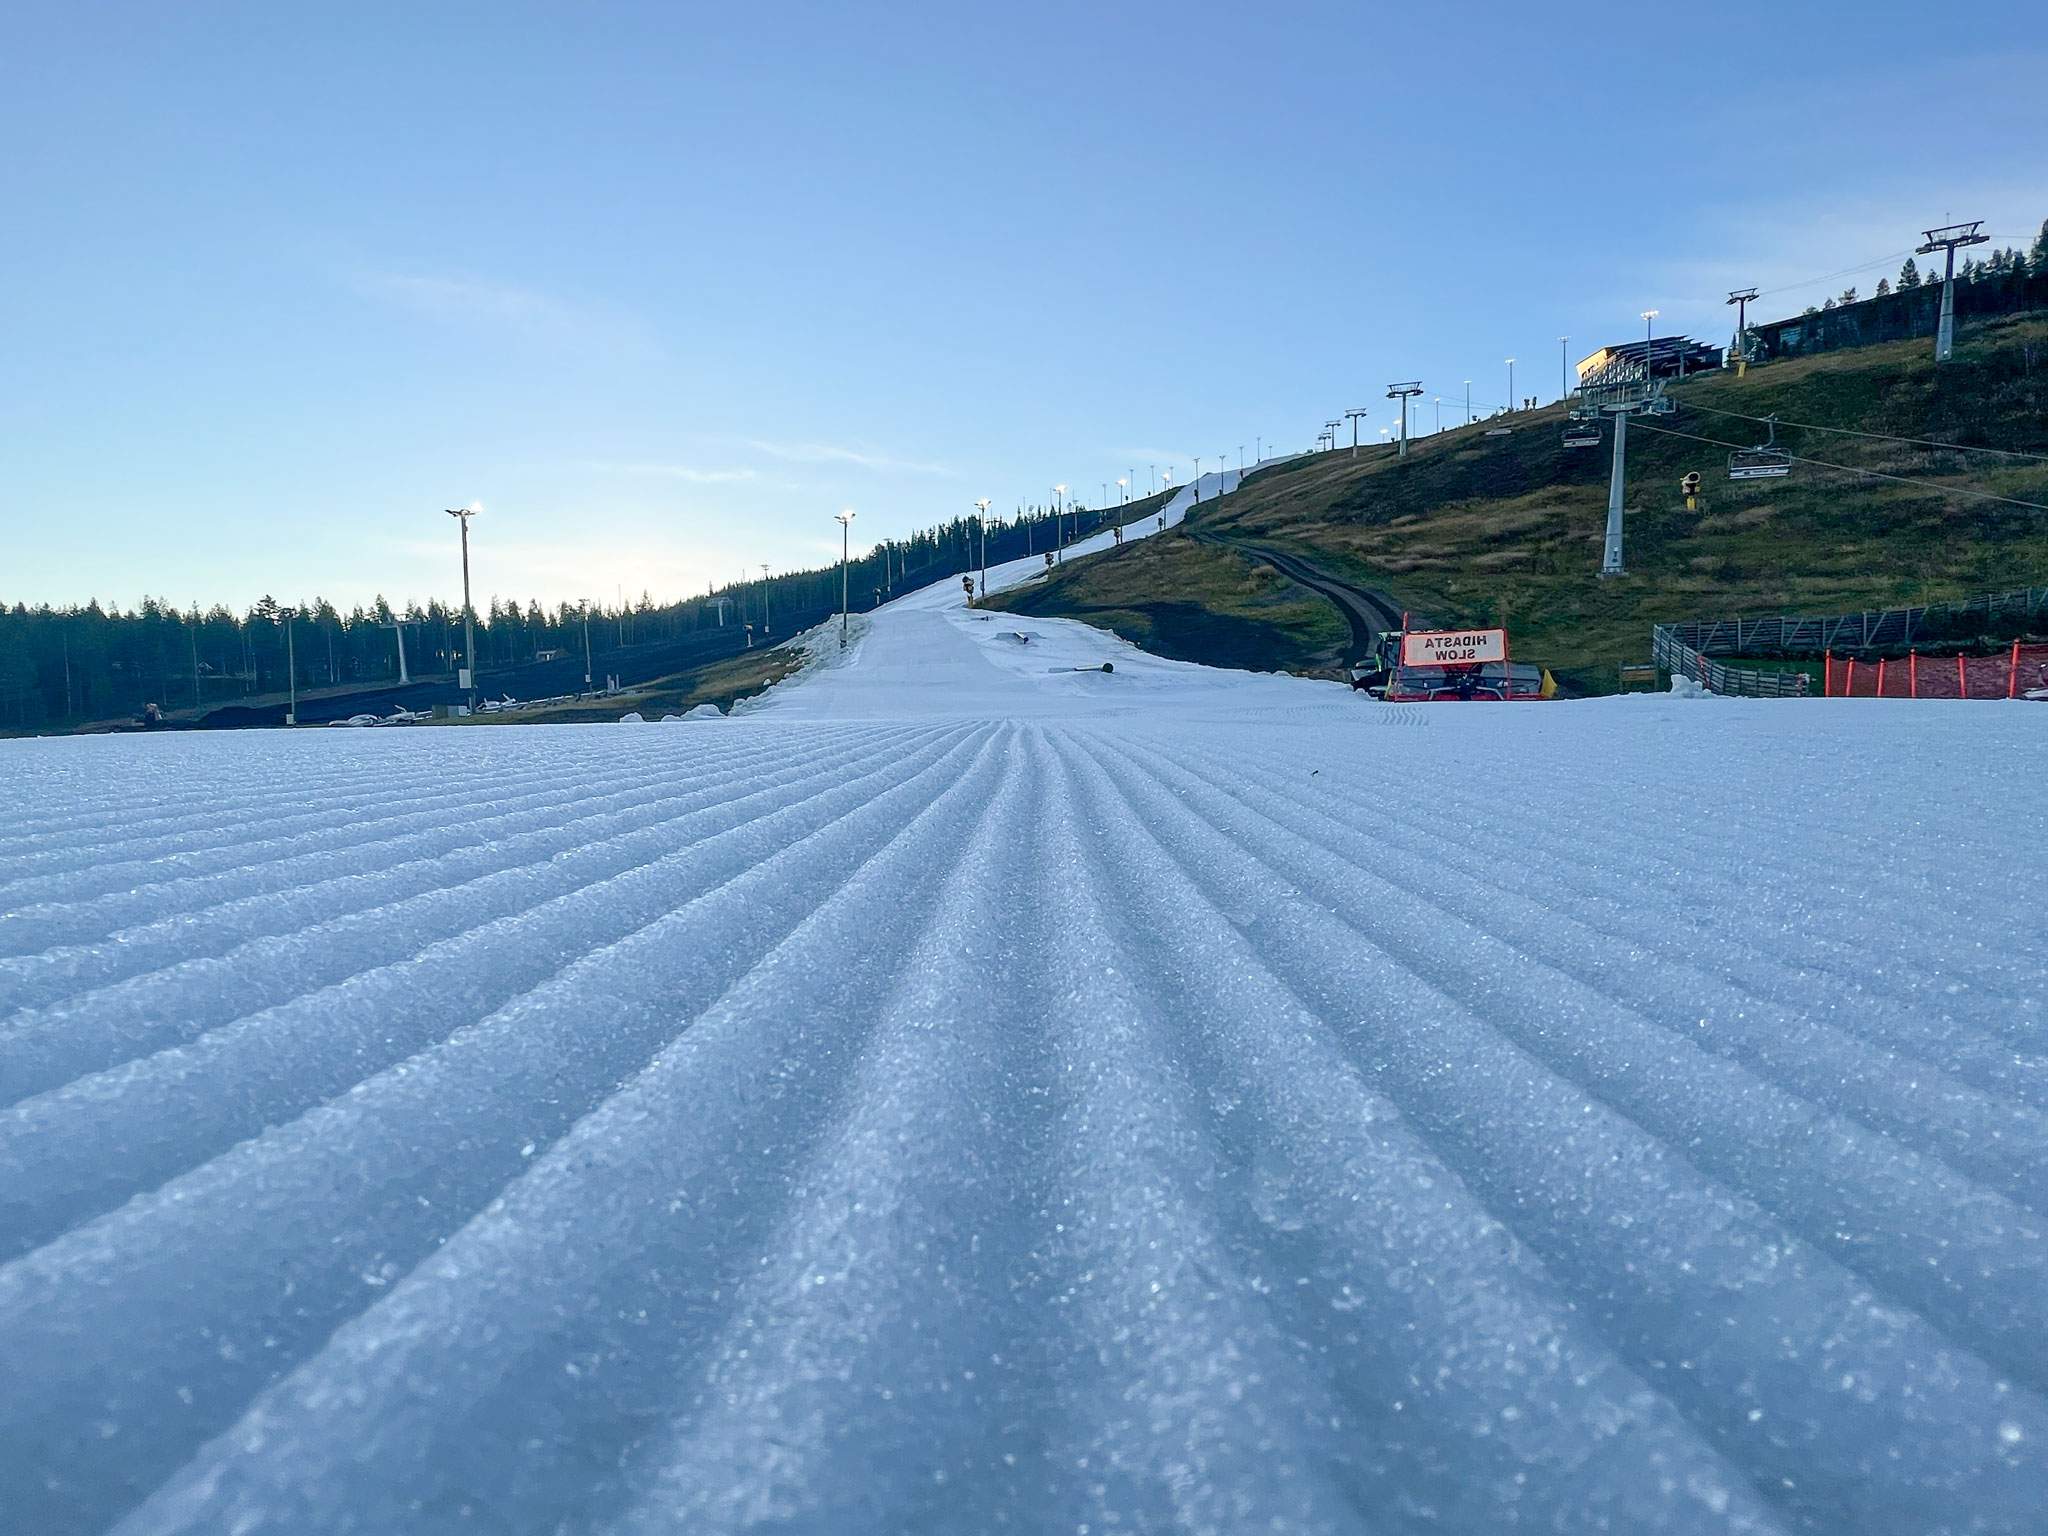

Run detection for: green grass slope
[[1009, 314, 2048, 691], [1199, 315, 2048, 688], [987, 534, 1348, 674]]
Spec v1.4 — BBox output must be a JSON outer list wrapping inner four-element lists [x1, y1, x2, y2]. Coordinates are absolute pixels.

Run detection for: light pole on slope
[[835, 509, 856, 644], [274, 605, 298, 725], [974, 497, 991, 597], [444, 501, 481, 712]]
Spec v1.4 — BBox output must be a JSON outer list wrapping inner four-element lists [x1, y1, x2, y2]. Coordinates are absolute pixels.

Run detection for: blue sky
[[3, 1, 2043, 613]]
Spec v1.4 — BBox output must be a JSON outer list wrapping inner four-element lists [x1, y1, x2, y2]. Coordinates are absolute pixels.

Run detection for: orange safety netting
[[1825, 644, 2048, 699]]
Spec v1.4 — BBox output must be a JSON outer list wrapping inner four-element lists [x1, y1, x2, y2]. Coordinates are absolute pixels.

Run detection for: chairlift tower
[[1385, 382, 1423, 457], [1725, 288, 1757, 376], [1344, 407, 1368, 456], [1578, 368, 1669, 577], [1323, 419, 1341, 453], [1916, 221, 1989, 362]]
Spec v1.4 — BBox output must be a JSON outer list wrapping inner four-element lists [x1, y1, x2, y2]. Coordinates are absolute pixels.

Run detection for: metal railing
[[1656, 587, 2048, 658], [1652, 627, 1811, 697]]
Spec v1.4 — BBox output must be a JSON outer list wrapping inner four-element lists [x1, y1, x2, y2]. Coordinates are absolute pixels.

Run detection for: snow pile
[[680, 702, 724, 720], [616, 710, 645, 723], [2, 530, 2045, 1534]]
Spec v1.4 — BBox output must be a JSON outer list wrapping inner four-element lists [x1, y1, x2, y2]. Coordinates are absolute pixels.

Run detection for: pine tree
[[2032, 219, 2048, 269], [1875, 277, 1892, 296], [1898, 257, 1921, 290]]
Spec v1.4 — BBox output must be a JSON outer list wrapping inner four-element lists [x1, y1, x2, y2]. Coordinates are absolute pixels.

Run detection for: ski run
[[2, 475, 2045, 1536]]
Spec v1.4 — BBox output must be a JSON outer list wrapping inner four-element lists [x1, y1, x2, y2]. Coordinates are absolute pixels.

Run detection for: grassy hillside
[[989, 534, 1348, 674], [1014, 314, 2048, 691]]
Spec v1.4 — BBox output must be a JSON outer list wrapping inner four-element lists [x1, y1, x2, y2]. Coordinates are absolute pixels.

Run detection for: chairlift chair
[[1728, 415, 1793, 480], [1561, 420, 1601, 449]]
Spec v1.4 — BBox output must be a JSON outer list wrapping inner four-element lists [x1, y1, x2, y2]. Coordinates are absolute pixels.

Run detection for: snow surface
[[2, 471, 2046, 1534]]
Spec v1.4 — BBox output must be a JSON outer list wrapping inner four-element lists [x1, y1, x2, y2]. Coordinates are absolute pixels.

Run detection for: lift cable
[[1626, 419, 2048, 514], [1677, 399, 2048, 463]]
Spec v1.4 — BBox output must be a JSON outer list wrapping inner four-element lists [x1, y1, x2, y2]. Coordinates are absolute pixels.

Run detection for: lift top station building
[[1574, 336, 1724, 384]]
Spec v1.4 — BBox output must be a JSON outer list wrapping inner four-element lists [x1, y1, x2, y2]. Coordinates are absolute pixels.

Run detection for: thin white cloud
[[1643, 180, 2047, 324], [739, 438, 956, 477], [347, 269, 653, 355], [586, 461, 758, 485]]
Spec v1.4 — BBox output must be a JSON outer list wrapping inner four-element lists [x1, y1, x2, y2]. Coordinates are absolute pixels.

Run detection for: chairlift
[[1561, 420, 1600, 449], [1728, 415, 1793, 480]]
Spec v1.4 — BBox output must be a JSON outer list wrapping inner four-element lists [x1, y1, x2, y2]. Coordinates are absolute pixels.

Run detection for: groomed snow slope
[[3, 494, 2045, 1534]]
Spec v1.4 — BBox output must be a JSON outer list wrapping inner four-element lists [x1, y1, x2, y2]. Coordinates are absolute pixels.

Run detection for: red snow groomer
[[1374, 624, 1555, 701]]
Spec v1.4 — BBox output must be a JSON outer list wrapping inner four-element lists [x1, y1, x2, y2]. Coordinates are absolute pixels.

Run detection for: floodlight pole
[[1726, 288, 1757, 376], [1344, 407, 1368, 456], [835, 509, 856, 643], [1558, 337, 1570, 400], [445, 503, 480, 711], [1641, 310, 1659, 382], [278, 608, 298, 725], [760, 564, 771, 635], [1917, 221, 1989, 362], [974, 497, 992, 596], [1506, 358, 1516, 412], [581, 601, 593, 690], [1463, 381, 1472, 424], [1385, 382, 1423, 457]]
